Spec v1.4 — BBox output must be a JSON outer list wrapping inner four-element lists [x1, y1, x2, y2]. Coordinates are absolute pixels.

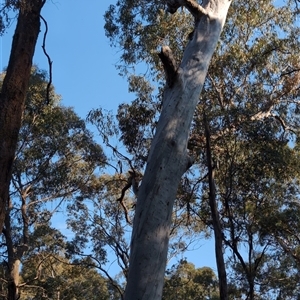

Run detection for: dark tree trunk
[[0, 0, 45, 235], [204, 115, 228, 300]]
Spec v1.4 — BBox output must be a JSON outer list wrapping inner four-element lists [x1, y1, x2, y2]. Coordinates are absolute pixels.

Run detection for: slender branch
[[254, 243, 269, 272], [18, 254, 53, 287], [97, 222, 130, 273], [20, 195, 29, 249], [280, 68, 300, 77], [40, 15, 53, 105], [116, 170, 141, 224], [106, 141, 135, 171], [275, 236, 300, 267]]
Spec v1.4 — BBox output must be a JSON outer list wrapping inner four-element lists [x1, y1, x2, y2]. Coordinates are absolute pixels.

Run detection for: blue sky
[[2, 0, 130, 117], [1, 0, 216, 274]]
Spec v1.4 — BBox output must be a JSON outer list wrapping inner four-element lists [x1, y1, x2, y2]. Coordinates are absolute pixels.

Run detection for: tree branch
[[280, 67, 300, 77], [40, 15, 53, 105], [116, 170, 141, 224], [166, 0, 209, 19], [158, 46, 177, 87]]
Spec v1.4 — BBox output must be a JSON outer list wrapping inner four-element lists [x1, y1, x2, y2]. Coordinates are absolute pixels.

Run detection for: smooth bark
[[0, 0, 45, 235], [124, 1, 232, 299]]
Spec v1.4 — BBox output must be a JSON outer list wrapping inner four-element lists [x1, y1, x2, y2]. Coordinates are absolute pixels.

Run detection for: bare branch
[[116, 170, 141, 224], [273, 115, 296, 134], [251, 102, 296, 134], [40, 15, 53, 105], [250, 108, 273, 121], [280, 67, 300, 77], [276, 236, 300, 267]]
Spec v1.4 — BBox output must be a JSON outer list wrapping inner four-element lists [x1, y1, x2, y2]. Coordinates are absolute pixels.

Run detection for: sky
[[1, 0, 131, 117], [1, 0, 217, 274]]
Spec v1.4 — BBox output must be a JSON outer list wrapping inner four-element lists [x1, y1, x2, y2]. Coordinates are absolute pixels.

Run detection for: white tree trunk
[[124, 1, 232, 299]]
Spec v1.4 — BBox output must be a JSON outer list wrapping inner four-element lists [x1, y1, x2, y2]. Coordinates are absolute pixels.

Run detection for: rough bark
[[0, 0, 45, 234], [204, 115, 228, 300], [124, 1, 232, 299]]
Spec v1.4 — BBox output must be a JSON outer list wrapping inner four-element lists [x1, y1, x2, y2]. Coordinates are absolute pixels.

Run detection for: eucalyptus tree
[[20, 229, 112, 300], [0, 0, 47, 234], [104, 0, 300, 299], [105, 1, 232, 298], [163, 260, 219, 300], [190, 0, 300, 297], [0, 67, 106, 300]]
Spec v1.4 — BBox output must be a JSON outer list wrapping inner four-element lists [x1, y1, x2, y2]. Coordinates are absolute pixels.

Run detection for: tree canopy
[[0, 0, 300, 299]]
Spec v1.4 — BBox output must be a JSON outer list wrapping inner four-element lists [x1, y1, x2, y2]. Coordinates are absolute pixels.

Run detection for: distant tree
[[163, 260, 219, 300], [20, 244, 112, 300], [0, 67, 105, 300], [193, 1, 300, 298]]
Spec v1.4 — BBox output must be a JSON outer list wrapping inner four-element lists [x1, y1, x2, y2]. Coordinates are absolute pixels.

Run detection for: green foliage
[[65, 171, 132, 290], [9, 1, 298, 299], [102, 0, 300, 298], [0, 0, 19, 35], [0, 67, 109, 298], [21, 250, 111, 300], [11, 66, 105, 206], [163, 260, 219, 300], [117, 76, 157, 164]]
